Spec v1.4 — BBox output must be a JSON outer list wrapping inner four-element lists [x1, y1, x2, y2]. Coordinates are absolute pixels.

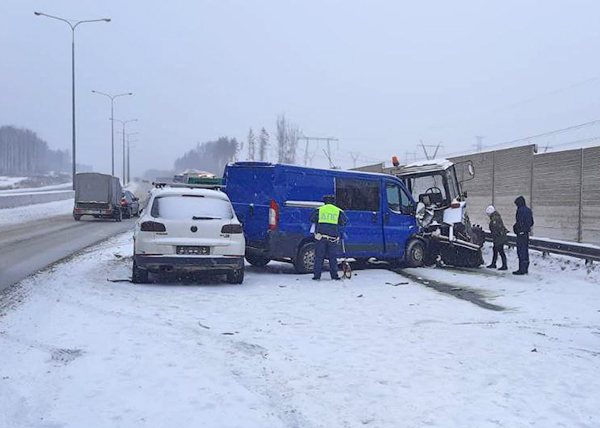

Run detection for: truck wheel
[[132, 261, 149, 284], [226, 265, 245, 284], [405, 240, 425, 267], [73, 215, 82, 221], [245, 253, 270, 268], [294, 242, 316, 274], [124, 208, 132, 219]]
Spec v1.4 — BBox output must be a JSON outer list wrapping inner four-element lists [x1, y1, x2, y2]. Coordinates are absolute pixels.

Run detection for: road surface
[[0, 215, 136, 292]]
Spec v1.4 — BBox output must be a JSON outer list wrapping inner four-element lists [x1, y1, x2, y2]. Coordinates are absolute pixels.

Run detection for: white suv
[[133, 185, 245, 284]]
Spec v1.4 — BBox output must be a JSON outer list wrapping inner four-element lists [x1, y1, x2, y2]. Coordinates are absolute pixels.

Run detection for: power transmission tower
[[474, 135, 485, 152], [419, 140, 444, 160], [298, 136, 339, 167], [350, 152, 361, 168]]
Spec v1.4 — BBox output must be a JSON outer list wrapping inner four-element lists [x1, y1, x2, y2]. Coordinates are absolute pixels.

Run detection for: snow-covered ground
[[0, 176, 28, 189], [0, 198, 74, 227], [0, 235, 598, 428]]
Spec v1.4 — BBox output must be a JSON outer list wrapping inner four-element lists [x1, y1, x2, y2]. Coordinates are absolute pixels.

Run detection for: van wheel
[[294, 242, 315, 274], [245, 253, 271, 268], [405, 240, 425, 267], [132, 261, 149, 284], [227, 265, 245, 284]]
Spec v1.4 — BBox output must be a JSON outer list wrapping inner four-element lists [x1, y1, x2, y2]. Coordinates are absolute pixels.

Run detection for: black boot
[[486, 263, 497, 269], [513, 262, 526, 275], [523, 262, 529, 274], [498, 264, 508, 271]]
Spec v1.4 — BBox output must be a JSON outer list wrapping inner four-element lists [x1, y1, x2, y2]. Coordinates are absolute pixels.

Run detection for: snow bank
[[0, 234, 599, 427], [0, 198, 73, 227]]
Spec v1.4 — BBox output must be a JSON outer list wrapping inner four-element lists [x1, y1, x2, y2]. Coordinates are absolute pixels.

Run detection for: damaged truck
[[389, 157, 485, 267]]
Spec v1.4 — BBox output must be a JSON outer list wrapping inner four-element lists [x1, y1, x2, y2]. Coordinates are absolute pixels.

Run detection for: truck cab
[[391, 159, 485, 267], [224, 162, 425, 273]]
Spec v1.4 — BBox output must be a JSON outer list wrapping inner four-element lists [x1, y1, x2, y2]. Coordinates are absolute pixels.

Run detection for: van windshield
[[151, 195, 233, 220]]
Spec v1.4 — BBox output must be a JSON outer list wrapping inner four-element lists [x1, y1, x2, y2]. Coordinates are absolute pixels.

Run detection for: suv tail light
[[268, 199, 278, 230], [221, 224, 243, 234], [141, 221, 166, 232]]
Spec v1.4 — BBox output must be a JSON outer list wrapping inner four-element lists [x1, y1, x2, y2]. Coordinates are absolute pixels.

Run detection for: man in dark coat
[[310, 195, 348, 280], [513, 196, 534, 275], [485, 205, 508, 270]]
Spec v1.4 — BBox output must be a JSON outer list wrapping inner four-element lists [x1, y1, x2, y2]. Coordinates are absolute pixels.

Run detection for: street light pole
[[125, 132, 140, 184], [34, 12, 110, 190], [112, 119, 137, 185], [91, 91, 133, 176]]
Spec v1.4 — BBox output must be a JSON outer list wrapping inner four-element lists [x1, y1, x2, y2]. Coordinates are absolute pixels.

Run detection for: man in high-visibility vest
[[309, 195, 348, 280]]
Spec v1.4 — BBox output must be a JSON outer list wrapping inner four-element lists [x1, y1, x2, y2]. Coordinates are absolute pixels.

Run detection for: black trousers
[[313, 239, 339, 279], [516, 233, 530, 263], [491, 243, 507, 267]]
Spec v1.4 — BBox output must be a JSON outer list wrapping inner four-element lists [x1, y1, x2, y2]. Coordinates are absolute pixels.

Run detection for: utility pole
[[474, 135, 485, 152]]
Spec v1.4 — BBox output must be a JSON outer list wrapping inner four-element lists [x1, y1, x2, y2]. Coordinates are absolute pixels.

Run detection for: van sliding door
[[335, 177, 384, 257]]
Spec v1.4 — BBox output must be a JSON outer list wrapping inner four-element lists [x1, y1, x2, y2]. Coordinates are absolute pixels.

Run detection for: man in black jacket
[[513, 196, 534, 275]]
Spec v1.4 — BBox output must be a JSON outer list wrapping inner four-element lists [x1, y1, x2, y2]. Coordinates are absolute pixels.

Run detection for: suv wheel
[[73, 215, 81, 221], [294, 242, 316, 274], [245, 253, 271, 268], [132, 260, 149, 284], [405, 239, 425, 267], [226, 265, 245, 284]]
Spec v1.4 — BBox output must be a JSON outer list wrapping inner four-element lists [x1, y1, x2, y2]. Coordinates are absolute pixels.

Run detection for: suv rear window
[[151, 195, 233, 220], [335, 178, 380, 211]]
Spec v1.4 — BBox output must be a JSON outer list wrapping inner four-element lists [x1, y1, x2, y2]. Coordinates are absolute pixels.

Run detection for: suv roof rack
[[152, 182, 224, 190]]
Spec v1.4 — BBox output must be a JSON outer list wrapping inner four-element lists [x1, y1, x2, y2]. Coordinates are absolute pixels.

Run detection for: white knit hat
[[485, 205, 495, 215]]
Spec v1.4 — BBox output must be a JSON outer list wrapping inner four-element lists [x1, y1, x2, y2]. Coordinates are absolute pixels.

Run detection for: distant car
[[132, 185, 245, 284], [120, 190, 140, 218]]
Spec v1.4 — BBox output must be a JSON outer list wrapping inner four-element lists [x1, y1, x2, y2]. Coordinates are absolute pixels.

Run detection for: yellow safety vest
[[318, 204, 342, 225]]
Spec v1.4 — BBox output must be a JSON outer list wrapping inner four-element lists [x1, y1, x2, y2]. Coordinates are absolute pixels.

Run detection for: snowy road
[[0, 232, 598, 428], [0, 214, 137, 292]]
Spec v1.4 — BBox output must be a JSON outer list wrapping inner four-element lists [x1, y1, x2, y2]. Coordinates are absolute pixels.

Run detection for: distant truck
[[224, 162, 424, 273], [73, 173, 123, 222]]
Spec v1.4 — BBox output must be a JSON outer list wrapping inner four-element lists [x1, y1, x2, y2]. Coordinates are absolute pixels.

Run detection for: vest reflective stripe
[[318, 204, 341, 224]]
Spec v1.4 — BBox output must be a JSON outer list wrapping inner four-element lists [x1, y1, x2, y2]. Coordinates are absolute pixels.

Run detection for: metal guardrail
[[484, 232, 600, 263]]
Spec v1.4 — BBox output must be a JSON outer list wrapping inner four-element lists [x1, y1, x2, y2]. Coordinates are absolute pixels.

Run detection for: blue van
[[223, 162, 424, 273]]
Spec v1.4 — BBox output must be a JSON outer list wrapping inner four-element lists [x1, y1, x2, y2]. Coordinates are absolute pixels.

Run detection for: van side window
[[335, 178, 380, 211], [386, 183, 401, 213], [386, 183, 412, 213]]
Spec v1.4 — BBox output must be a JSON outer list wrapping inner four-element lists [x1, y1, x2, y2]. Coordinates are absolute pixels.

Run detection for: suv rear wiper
[[192, 216, 222, 220]]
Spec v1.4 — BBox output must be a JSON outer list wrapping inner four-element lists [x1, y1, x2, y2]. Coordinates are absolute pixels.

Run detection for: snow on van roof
[[229, 161, 397, 179]]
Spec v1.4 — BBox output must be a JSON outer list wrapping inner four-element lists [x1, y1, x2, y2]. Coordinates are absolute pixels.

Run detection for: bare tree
[[258, 127, 269, 161], [276, 114, 288, 163], [247, 128, 256, 160]]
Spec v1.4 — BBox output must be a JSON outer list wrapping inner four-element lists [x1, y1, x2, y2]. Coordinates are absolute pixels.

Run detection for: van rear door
[[335, 177, 384, 257], [382, 181, 416, 257]]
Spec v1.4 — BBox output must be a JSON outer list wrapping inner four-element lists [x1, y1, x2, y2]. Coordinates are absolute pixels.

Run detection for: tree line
[[173, 114, 302, 177], [0, 125, 70, 176]]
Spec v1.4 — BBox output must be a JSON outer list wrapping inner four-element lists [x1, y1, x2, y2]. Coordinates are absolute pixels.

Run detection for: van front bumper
[[134, 255, 243, 273]]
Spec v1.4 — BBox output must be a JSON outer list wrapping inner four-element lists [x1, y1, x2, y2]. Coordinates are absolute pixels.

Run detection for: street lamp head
[[128, 92, 133, 95], [34, 12, 41, 16], [103, 18, 111, 22]]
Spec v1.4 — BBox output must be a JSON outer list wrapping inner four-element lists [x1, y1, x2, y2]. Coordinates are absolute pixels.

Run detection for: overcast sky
[[2, 0, 600, 177]]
